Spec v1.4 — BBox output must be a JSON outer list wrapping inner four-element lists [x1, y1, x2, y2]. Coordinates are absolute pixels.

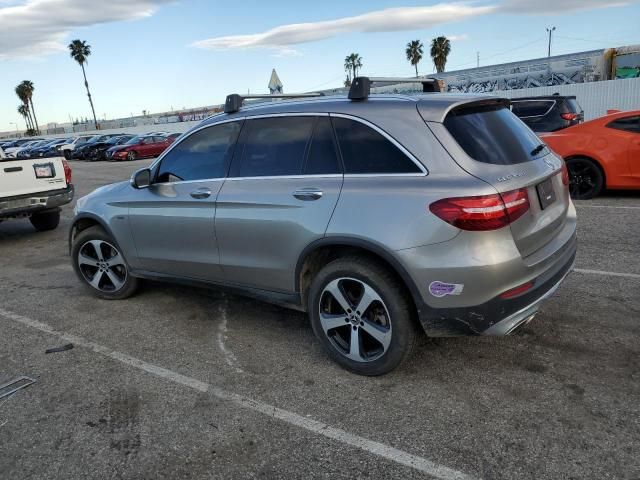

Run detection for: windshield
[[86, 135, 102, 143], [106, 136, 124, 145], [125, 136, 141, 145]]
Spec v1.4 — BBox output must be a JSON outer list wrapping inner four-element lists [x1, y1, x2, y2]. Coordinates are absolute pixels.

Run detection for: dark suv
[[511, 95, 584, 132]]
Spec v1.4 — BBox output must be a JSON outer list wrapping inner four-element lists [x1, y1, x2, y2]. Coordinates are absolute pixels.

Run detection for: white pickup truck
[[0, 146, 74, 231]]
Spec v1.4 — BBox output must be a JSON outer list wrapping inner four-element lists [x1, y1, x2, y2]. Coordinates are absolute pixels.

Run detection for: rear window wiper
[[530, 144, 546, 156]]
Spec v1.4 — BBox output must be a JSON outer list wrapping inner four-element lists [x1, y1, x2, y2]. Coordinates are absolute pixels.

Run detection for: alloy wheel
[[567, 159, 599, 199], [77, 240, 127, 292], [318, 277, 392, 362]]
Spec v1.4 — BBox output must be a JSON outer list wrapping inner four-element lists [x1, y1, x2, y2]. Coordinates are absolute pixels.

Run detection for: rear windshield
[[511, 100, 554, 117], [444, 104, 545, 165], [564, 98, 582, 113]]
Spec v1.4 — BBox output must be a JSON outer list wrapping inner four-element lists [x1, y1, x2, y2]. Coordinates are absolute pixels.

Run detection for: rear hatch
[[423, 99, 570, 258], [0, 157, 68, 198]]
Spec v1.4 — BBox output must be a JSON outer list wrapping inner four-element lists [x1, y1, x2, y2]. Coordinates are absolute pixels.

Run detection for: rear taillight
[[560, 161, 569, 186], [429, 188, 530, 231], [560, 113, 578, 121], [62, 159, 72, 185]]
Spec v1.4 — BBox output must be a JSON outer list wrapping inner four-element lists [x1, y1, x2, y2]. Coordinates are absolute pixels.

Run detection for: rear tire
[[71, 225, 139, 300], [30, 210, 60, 231], [566, 157, 604, 200], [308, 256, 417, 376]]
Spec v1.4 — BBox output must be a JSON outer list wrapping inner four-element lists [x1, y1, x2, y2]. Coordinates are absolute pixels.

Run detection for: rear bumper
[[416, 233, 577, 336], [0, 185, 74, 218]]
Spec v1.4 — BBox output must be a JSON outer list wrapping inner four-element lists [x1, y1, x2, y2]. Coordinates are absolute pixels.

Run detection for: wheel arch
[[68, 213, 117, 254], [295, 237, 423, 315]]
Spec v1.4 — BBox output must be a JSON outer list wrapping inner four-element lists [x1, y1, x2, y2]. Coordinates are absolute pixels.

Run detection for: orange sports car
[[540, 110, 640, 199]]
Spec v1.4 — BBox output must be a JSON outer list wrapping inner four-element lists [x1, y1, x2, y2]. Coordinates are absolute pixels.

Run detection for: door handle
[[190, 188, 212, 199], [293, 189, 323, 201]]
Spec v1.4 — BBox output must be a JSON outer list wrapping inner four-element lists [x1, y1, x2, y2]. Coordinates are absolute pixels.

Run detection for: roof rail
[[348, 76, 441, 100], [224, 93, 325, 114]]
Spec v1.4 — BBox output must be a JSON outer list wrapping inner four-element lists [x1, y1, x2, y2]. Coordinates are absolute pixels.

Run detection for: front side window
[[607, 116, 640, 134], [237, 117, 314, 177], [156, 122, 241, 183], [332, 117, 422, 174]]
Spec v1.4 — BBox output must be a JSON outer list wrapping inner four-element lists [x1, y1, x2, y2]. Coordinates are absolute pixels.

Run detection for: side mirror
[[131, 168, 151, 189]]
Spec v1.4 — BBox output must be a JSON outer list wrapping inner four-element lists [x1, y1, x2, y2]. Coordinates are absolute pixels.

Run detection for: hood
[[108, 145, 129, 153]]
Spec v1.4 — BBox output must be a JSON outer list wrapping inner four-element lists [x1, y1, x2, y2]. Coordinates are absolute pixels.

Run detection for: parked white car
[[59, 135, 93, 159], [3, 139, 42, 157], [0, 150, 74, 231]]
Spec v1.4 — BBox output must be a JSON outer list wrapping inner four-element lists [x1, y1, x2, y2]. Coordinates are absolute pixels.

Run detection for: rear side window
[[304, 117, 341, 174], [332, 117, 421, 174], [156, 121, 241, 182], [444, 104, 543, 165], [238, 117, 314, 177], [607, 116, 640, 133], [511, 100, 554, 118]]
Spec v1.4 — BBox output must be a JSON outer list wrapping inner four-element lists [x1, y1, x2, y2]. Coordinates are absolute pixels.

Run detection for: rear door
[[606, 115, 640, 178], [215, 115, 343, 292], [424, 100, 571, 258]]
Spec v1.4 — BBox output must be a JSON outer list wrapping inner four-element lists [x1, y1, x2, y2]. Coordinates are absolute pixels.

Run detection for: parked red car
[[112, 135, 174, 161], [540, 110, 640, 199]]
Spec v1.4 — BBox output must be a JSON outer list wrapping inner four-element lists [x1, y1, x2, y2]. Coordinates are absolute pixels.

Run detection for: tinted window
[[156, 122, 241, 182], [511, 100, 554, 117], [238, 117, 314, 177], [332, 117, 421, 174], [607, 116, 640, 133], [444, 104, 544, 165], [304, 117, 341, 174]]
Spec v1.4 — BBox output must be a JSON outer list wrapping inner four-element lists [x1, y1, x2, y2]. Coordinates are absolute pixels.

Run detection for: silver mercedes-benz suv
[[70, 77, 577, 375]]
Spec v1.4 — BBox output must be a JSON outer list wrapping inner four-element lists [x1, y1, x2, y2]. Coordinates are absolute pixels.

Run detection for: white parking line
[[574, 268, 640, 280], [574, 204, 640, 210], [0, 307, 474, 480]]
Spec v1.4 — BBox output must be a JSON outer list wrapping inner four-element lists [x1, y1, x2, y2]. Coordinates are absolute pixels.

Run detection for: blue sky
[[1, 0, 639, 132]]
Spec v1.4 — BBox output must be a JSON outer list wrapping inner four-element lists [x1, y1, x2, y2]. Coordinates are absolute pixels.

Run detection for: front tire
[[127, 151, 137, 161], [566, 157, 604, 200], [308, 257, 417, 376], [71, 226, 139, 300], [30, 210, 60, 231]]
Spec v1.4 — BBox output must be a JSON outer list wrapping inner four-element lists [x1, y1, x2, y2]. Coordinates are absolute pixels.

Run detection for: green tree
[[430, 36, 451, 73], [344, 53, 363, 82], [405, 40, 424, 77], [68, 39, 99, 130], [17, 104, 31, 131], [19, 80, 39, 133], [15, 83, 34, 131]]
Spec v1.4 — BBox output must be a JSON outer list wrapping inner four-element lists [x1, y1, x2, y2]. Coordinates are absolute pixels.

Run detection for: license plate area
[[33, 162, 55, 179], [536, 177, 556, 210]]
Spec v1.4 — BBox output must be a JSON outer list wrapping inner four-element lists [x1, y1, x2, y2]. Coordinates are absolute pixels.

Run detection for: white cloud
[[191, 3, 496, 52], [499, 0, 634, 13], [447, 34, 469, 41], [0, 0, 172, 59]]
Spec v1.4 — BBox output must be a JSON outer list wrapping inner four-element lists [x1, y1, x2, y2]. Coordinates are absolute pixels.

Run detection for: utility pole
[[477, 51, 480, 68], [546, 27, 556, 57]]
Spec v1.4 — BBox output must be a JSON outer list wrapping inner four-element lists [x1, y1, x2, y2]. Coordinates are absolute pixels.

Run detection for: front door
[[216, 115, 343, 293], [128, 121, 242, 281]]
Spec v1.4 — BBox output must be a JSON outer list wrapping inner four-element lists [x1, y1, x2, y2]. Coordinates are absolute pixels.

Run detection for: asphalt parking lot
[[1, 159, 639, 480]]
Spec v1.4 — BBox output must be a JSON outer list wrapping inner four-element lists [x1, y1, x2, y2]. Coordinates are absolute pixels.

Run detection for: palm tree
[[15, 83, 35, 131], [406, 40, 424, 77], [68, 39, 99, 130], [17, 105, 31, 131], [430, 36, 451, 73], [19, 80, 39, 133], [344, 53, 363, 82]]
